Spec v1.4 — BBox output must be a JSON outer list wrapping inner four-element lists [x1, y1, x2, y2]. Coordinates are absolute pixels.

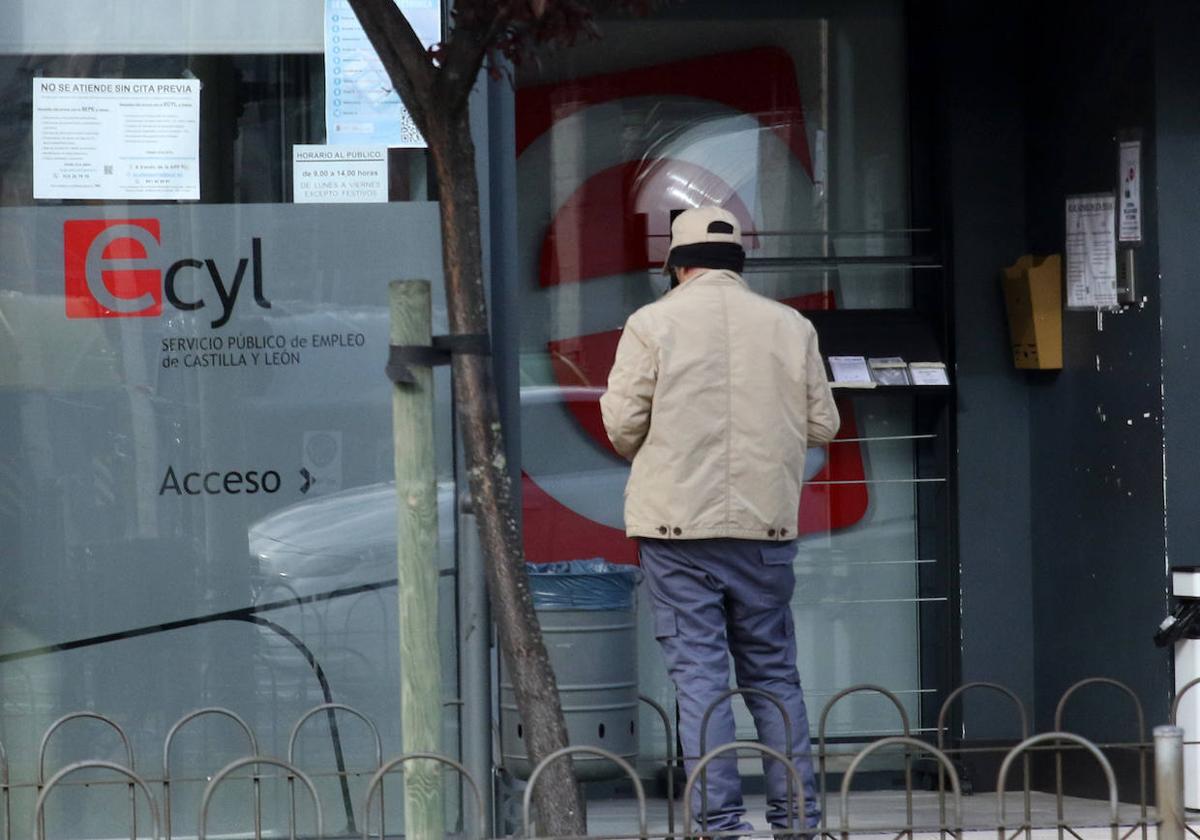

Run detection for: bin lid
[[1172, 567, 1200, 598], [526, 559, 641, 610]]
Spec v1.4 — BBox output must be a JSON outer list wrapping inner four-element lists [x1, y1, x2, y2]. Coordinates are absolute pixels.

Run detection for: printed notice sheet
[[828, 356, 875, 388], [909, 362, 950, 386], [324, 0, 441, 147], [1065, 194, 1117, 309], [32, 78, 200, 200], [293, 145, 388, 203]]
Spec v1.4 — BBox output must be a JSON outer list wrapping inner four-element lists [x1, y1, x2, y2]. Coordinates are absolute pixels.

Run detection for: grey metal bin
[[500, 560, 641, 781]]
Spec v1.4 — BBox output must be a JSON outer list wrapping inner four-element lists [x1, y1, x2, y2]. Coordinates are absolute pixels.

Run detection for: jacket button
[[768, 528, 776, 537], [780, 528, 788, 537], [658, 526, 668, 535], [672, 527, 682, 536]]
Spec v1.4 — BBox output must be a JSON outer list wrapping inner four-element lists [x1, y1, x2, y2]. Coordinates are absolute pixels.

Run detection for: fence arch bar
[[162, 708, 258, 840], [840, 736, 963, 837], [361, 752, 486, 840], [1169, 676, 1200, 725], [523, 746, 647, 840], [998, 732, 1120, 840], [817, 684, 912, 832], [1054, 677, 1147, 738], [683, 742, 806, 838], [288, 702, 382, 766], [638, 694, 676, 837], [37, 712, 138, 840], [700, 687, 794, 756], [935, 682, 1030, 836], [38, 711, 135, 783], [289, 703, 383, 838], [1053, 678, 1147, 839], [698, 687, 795, 833], [34, 760, 161, 840], [197, 756, 323, 840], [937, 682, 1029, 745]]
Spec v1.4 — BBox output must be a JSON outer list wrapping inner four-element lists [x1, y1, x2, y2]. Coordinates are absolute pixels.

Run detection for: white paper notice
[[1065, 194, 1118, 309], [1118, 141, 1142, 243], [828, 356, 874, 385], [909, 363, 950, 386], [293, 145, 388, 203], [32, 77, 200, 200], [325, 0, 441, 148]]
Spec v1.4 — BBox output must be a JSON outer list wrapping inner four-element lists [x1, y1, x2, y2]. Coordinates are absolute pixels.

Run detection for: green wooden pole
[[390, 279, 443, 840]]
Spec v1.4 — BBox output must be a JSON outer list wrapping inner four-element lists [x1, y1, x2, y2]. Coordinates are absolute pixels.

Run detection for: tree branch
[[434, 3, 517, 116], [345, 0, 437, 135]]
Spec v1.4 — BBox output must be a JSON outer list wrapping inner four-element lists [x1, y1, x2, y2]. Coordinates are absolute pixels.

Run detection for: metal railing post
[[163, 707, 258, 840], [288, 703, 383, 837], [817, 684, 912, 835], [523, 746, 648, 840], [37, 712, 136, 840], [698, 687, 796, 832], [1156, 725, 1186, 840], [362, 753, 486, 840], [458, 507, 494, 839], [198, 756, 323, 840], [34, 761, 160, 840], [638, 694, 676, 837]]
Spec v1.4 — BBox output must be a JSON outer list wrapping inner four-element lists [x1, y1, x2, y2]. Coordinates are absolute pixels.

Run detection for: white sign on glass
[[32, 77, 200, 200], [324, 0, 441, 148], [293, 145, 388, 203]]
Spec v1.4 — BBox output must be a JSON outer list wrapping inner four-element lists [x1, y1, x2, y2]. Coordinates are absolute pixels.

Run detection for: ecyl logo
[[64, 219, 272, 328]]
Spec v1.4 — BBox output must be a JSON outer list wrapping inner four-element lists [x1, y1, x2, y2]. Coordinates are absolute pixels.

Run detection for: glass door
[[511, 0, 945, 765]]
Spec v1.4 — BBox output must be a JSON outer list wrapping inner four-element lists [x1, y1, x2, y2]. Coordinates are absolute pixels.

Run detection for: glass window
[[0, 4, 456, 835]]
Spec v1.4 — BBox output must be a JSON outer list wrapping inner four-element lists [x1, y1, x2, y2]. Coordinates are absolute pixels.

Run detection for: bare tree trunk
[[340, 1, 587, 831], [426, 109, 587, 838]]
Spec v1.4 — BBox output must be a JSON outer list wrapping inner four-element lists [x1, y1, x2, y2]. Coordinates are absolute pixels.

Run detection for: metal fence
[[3, 676, 1195, 840]]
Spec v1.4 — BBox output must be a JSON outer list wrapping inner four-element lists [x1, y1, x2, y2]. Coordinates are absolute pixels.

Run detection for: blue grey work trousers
[[639, 538, 820, 834]]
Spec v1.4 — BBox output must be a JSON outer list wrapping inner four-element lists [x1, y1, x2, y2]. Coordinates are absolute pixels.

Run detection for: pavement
[[584, 790, 1160, 839]]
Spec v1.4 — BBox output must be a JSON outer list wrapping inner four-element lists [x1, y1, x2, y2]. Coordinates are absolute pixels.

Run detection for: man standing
[[600, 206, 840, 837]]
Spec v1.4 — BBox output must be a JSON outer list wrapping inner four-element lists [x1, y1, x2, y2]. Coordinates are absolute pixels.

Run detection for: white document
[[828, 355, 874, 386], [1065, 194, 1118, 309], [293, 145, 388, 203], [909, 362, 950, 386], [32, 78, 200, 200], [1118, 141, 1142, 243], [324, 0, 441, 148]]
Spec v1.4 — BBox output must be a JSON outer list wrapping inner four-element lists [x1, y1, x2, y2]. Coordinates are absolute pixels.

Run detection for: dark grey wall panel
[[1156, 0, 1200, 618], [1021, 0, 1169, 733], [939, 1, 1036, 737]]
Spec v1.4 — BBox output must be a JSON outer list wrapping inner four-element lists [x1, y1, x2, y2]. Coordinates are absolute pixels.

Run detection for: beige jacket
[[600, 269, 840, 540]]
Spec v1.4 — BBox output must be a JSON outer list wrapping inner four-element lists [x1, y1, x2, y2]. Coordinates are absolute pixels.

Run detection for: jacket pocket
[[760, 543, 798, 566], [653, 607, 678, 639]]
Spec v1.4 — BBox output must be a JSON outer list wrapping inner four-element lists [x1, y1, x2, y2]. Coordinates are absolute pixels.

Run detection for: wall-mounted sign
[[1118, 139, 1143, 244], [32, 77, 200, 200], [1065, 193, 1118, 309]]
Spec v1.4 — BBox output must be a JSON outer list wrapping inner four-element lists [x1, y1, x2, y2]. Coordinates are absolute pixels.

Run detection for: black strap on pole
[[386, 333, 491, 385]]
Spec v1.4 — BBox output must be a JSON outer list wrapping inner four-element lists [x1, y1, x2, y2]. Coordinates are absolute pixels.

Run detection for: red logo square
[[64, 219, 162, 319]]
